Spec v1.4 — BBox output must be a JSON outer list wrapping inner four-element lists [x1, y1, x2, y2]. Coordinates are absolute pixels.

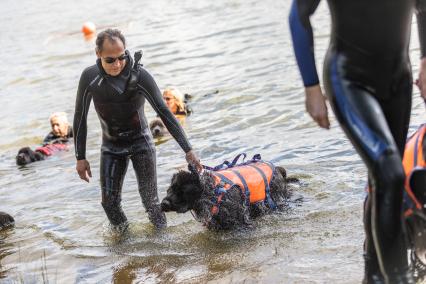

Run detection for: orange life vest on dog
[[402, 124, 426, 216], [203, 154, 276, 216]]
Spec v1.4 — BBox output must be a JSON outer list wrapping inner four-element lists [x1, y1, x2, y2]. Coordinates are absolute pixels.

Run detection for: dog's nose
[[161, 200, 171, 212]]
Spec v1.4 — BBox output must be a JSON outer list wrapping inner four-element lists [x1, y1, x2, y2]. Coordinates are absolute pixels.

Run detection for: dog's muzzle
[[16, 153, 29, 165], [161, 199, 171, 212]]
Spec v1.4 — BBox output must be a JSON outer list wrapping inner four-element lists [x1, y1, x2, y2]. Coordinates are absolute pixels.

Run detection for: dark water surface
[[0, 0, 425, 283]]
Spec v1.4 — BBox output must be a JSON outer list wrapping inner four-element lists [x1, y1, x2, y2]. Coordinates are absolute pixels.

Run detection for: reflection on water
[[0, 0, 425, 283]]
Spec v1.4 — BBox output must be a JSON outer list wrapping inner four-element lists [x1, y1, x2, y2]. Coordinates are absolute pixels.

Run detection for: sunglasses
[[103, 54, 128, 64]]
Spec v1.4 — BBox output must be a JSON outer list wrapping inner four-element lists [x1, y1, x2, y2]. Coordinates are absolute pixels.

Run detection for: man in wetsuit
[[73, 29, 201, 229], [289, 1, 426, 283]]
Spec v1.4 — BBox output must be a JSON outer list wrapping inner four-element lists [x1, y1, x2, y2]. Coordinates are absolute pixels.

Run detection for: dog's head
[[0, 211, 14, 229], [149, 118, 168, 138], [161, 171, 203, 213], [16, 147, 44, 165]]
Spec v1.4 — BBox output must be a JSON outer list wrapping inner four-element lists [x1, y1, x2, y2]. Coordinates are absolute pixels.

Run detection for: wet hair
[[163, 87, 186, 114], [96, 29, 126, 52], [49, 112, 69, 124]]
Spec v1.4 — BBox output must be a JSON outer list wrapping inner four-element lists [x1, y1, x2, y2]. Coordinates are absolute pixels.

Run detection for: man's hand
[[76, 159, 92, 182], [185, 150, 203, 173], [305, 84, 330, 129], [416, 58, 426, 101]]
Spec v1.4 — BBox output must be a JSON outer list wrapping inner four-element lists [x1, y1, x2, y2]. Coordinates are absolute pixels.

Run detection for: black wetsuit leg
[[100, 148, 130, 227], [130, 144, 167, 228], [324, 51, 412, 282], [363, 189, 383, 283], [100, 135, 167, 228]]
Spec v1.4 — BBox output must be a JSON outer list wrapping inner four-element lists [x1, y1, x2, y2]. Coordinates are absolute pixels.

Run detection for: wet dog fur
[[149, 118, 168, 138], [16, 147, 45, 165], [405, 170, 426, 281], [161, 166, 295, 230], [0, 211, 14, 230]]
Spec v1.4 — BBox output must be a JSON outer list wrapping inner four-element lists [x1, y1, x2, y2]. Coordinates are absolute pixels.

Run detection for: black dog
[[0, 211, 14, 230], [405, 172, 426, 280], [16, 143, 68, 166], [400, 125, 426, 280], [16, 147, 45, 165], [161, 164, 297, 230]]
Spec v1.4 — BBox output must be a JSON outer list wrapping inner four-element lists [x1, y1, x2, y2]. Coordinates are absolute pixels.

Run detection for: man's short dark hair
[[96, 29, 126, 52]]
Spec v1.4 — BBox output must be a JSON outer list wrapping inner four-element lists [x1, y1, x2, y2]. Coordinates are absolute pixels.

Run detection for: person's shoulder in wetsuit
[[288, 0, 330, 129], [289, 0, 321, 88], [43, 112, 73, 145], [73, 63, 101, 162]]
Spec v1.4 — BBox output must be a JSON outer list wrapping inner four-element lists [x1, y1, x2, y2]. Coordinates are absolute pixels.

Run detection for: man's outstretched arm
[[73, 69, 94, 182]]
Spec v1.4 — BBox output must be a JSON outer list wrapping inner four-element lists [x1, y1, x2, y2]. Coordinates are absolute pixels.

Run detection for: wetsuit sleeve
[[137, 68, 193, 153], [73, 70, 93, 160], [43, 132, 55, 144], [288, 0, 321, 87], [416, 0, 426, 57]]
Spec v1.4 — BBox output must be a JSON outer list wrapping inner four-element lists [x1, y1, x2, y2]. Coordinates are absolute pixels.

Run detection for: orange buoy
[[82, 22, 96, 36]]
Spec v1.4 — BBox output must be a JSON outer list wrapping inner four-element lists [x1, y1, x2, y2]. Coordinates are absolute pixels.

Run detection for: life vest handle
[[229, 153, 247, 167], [202, 153, 263, 173]]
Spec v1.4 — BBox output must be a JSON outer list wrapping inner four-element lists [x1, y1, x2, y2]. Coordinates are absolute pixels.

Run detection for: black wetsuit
[[43, 127, 73, 145], [289, 0, 426, 282], [73, 51, 192, 228]]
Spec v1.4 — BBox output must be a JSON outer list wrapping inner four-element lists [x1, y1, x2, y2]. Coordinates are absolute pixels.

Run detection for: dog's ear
[[170, 171, 182, 187]]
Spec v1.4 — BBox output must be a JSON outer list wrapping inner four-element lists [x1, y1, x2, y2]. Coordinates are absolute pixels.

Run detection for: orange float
[[81, 22, 96, 37]]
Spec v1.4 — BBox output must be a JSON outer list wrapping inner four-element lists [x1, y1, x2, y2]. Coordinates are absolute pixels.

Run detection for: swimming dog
[[16, 144, 68, 166], [161, 154, 299, 230], [149, 118, 168, 138], [0, 211, 14, 230]]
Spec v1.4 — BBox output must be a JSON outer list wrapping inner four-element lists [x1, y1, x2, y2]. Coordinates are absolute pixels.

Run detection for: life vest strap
[[248, 164, 277, 210], [202, 153, 263, 172], [229, 169, 251, 206], [213, 172, 235, 188], [230, 153, 247, 167]]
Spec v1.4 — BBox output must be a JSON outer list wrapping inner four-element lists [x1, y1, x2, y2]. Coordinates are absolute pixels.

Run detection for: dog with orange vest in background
[[402, 124, 426, 281], [161, 153, 300, 230]]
